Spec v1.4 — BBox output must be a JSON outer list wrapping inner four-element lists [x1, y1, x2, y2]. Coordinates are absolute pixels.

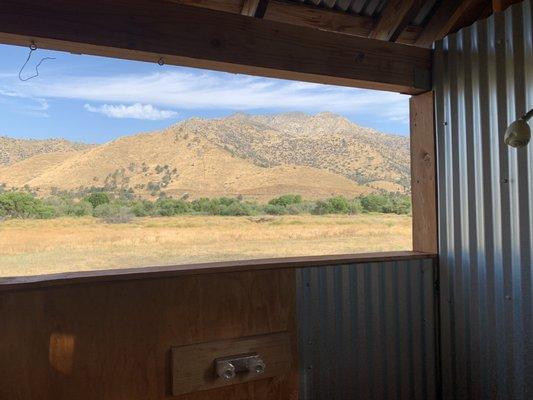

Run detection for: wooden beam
[[0, 251, 436, 292], [166, 0, 243, 13], [410, 91, 438, 254], [415, 0, 487, 48], [241, 0, 269, 17], [369, 0, 424, 42], [0, 0, 432, 94]]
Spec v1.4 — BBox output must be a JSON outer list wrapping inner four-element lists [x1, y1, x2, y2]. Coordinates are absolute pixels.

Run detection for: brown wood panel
[[410, 91, 438, 253], [0, 251, 437, 292], [0, 0, 431, 94], [171, 332, 291, 395], [0, 269, 298, 400]]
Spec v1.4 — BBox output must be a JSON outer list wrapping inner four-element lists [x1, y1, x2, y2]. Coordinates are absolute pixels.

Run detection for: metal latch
[[214, 353, 266, 380]]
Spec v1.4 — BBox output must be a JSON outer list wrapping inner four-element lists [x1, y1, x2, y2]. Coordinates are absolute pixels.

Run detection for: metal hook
[[18, 42, 55, 82]]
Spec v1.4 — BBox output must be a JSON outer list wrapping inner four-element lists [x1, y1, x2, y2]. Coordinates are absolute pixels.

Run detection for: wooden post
[[410, 91, 438, 253]]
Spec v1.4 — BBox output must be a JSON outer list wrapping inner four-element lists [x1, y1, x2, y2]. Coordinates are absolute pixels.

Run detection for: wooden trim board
[[0, 251, 437, 292], [171, 332, 292, 395]]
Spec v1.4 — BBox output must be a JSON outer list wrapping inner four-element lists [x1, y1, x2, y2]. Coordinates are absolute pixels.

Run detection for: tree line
[[0, 191, 411, 223]]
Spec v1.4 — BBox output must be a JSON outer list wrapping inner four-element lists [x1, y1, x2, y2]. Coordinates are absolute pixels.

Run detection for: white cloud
[[83, 103, 178, 120], [0, 65, 410, 132], [0, 88, 49, 117], [4, 70, 408, 124]]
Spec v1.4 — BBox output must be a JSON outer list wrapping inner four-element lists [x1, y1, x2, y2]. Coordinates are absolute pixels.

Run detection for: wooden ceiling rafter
[[167, 0, 500, 48], [241, 0, 270, 17], [492, 0, 522, 12], [165, 0, 243, 13], [167, 0, 425, 45], [414, 0, 490, 48], [369, 0, 425, 42]]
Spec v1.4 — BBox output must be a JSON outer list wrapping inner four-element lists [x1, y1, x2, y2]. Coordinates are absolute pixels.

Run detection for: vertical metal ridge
[[435, 1, 533, 398], [297, 259, 437, 399]]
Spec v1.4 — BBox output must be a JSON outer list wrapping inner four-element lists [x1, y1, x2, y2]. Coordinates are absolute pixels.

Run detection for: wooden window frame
[[0, 0, 438, 291]]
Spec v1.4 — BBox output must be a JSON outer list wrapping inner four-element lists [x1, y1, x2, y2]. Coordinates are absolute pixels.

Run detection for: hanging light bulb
[[504, 109, 532, 148]]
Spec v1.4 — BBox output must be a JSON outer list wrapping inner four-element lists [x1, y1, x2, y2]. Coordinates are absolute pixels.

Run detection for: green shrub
[[66, 201, 94, 217], [311, 196, 355, 215], [386, 194, 411, 214], [347, 198, 363, 214], [190, 197, 257, 216], [360, 194, 391, 213], [359, 193, 411, 214], [131, 200, 155, 217], [268, 194, 302, 207], [35, 204, 58, 219], [85, 192, 110, 208], [218, 202, 255, 216], [326, 196, 350, 214], [44, 196, 93, 217], [0, 192, 54, 219], [93, 203, 116, 218], [190, 197, 213, 214], [0, 191, 411, 220], [154, 198, 190, 216], [264, 204, 286, 215], [311, 200, 332, 215]]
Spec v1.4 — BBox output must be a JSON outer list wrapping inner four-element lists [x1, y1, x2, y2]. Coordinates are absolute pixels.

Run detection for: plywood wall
[[0, 269, 298, 400]]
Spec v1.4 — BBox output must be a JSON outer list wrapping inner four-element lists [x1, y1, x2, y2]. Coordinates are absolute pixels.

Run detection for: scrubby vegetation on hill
[[0, 113, 410, 200], [0, 190, 411, 223], [0, 136, 93, 166], [177, 112, 411, 191]]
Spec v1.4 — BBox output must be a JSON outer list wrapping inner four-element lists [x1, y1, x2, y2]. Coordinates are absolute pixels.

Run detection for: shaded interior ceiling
[[170, 0, 516, 47]]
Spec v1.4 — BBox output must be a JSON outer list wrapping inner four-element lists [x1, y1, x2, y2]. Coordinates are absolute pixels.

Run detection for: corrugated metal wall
[[297, 258, 438, 400], [434, 1, 533, 399]]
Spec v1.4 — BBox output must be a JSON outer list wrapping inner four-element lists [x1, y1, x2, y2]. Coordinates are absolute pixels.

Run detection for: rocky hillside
[[0, 136, 93, 166], [177, 112, 410, 191], [0, 113, 410, 200]]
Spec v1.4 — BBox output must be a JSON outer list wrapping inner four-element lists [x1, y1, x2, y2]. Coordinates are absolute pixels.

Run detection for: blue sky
[[0, 44, 409, 144]]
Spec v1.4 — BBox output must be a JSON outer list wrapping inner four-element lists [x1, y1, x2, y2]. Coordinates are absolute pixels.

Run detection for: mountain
[[0, 136, 93, 166], [178, 112, 410, 191], [0, 113, 410, 201]]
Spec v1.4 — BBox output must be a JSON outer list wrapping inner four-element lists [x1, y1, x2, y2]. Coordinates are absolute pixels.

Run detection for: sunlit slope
[[0, 112, 410, 199]]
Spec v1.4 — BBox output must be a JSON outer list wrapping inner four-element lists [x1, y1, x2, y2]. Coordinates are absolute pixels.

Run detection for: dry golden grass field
[[0, 214, 412, 277]]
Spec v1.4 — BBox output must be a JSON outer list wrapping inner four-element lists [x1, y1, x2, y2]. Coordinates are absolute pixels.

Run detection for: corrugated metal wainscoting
[[434, 1, 533, 399], [297, 258, 438, 400]]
